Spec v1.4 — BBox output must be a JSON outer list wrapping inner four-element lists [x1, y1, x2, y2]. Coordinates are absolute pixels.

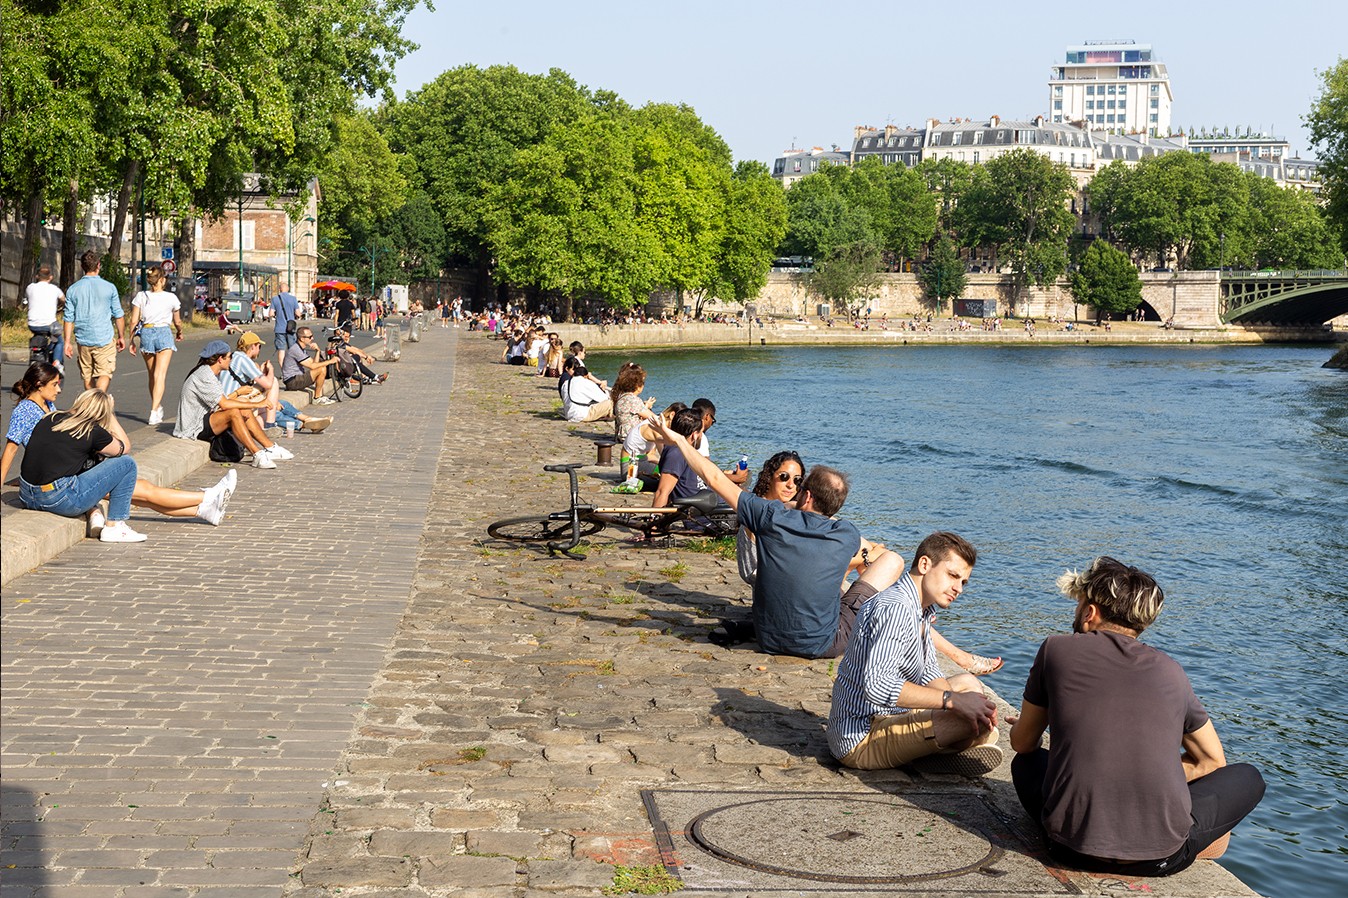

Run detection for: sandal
[[964, 654, 1004, 676]]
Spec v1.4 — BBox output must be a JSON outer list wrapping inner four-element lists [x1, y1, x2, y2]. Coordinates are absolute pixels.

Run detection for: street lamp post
[[287, 214, 315, 288], [359, 243, 383, 299], [1219, 232, 1226, 273]]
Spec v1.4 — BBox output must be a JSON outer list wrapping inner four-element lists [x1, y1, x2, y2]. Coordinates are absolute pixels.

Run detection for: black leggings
[[1011, 748, 1265, 877]]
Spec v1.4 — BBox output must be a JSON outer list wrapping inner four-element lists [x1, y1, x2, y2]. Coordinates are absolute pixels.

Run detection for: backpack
[[208, 430, 247, 463], [335, 347, 358, 377]]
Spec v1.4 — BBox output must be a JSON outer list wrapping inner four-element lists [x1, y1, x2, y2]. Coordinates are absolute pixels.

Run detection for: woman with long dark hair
[[2, 361, 62, 486]]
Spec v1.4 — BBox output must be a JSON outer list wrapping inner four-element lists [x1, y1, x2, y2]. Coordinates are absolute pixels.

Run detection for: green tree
[[314, 112, 410, 251], [918, 234, 967, 314], [781, 167, 873, 259], [1070, 239, 1143, 319], [955, 149, 1075, 307], [385, 190, 448, 281], [388, 64, 597, 281], [807, 239, 883, 319], [915, 157, 975, 234], [844, 157, 938, 263], [1245, 174, 1345, 269], [1306, 57, 1348, 256], [701, 161, 788, 311]]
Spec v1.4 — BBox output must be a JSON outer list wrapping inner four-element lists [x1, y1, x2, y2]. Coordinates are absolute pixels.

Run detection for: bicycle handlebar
[[543, 463, 583, 473]]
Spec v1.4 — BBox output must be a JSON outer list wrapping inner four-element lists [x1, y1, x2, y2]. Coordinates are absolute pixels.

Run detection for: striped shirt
[[826, 573, 941, 759]]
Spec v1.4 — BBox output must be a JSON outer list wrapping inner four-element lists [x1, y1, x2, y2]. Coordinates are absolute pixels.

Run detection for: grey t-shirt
[[174, 364, 225, 440], [280, 341, 311, 381], [1023, 630, 1209, 860], [736, 492, 861, 657]]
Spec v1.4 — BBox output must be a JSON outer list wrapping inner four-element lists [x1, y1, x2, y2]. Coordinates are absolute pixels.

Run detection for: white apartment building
[[771, 145, 852, 188], [1049, 40, 1172, 136]]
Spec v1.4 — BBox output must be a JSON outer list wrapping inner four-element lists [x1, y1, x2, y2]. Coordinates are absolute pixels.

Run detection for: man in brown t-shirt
[[1009, 557, 1264, 877]]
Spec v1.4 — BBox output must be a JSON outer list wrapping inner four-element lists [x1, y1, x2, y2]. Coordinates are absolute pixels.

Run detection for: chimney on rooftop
[[989, 115, 1000, 128]]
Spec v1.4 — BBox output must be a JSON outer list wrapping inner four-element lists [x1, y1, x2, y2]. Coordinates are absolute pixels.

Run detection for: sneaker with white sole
[[253, 452, 277, 469], [87, 506, 106, 538], [99, 520, 147, 543], [148, 407, 163, 426], [264, 444, 294, 461], [198, 470, 237, 525]]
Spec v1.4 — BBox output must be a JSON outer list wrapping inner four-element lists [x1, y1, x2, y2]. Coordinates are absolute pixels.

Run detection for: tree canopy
[[1070, 239, 1143, 317], [1306, 57, 1348, 257]]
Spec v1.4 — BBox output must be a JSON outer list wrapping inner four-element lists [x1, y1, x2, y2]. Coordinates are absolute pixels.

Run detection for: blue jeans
[[29, 324, 63, 363], [275, 399, 302, 431], [20, 456, 138, 521]]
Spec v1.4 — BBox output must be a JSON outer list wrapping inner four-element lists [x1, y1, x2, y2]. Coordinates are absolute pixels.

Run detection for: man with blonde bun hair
[[1010, 557, 1264, 877]]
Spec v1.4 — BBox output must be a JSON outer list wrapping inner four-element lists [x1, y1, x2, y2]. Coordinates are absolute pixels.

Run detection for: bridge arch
[[1221, 280, 1348, 325]]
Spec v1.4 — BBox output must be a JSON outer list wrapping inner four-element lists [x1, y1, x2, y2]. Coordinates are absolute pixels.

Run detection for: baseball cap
[[200, 340, 231, 358], [237, 332, 263, 349]]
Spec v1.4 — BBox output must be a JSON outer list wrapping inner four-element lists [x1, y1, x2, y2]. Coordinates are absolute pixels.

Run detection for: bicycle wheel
[[340, 375, 363, 399], [487, 515, 602, 543]]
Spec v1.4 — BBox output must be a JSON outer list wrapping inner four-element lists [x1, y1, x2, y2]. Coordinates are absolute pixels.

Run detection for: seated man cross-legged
[[1009, 557, 1264, 876], [827, 531, 1003, 777], [174, 340, 293, 469], [645, 410, 903, 659]]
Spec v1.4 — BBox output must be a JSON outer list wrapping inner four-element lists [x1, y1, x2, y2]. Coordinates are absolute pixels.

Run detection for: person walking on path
[[123, 265, 183, 426], [271, 279, 300, 371], [23, 265, 66, 370], [1009, 556, 1265, 876], [62, 250, 125, 391]]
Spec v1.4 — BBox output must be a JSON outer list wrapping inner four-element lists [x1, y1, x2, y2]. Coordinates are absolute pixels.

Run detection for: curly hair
[[752, 450, 804, 498]]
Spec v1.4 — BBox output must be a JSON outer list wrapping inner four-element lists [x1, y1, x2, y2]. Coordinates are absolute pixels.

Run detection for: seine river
[[596, 342, 1347, 898]]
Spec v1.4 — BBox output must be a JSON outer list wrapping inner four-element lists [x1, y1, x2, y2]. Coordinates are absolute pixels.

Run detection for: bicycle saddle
[[671, 490, 723, 514]]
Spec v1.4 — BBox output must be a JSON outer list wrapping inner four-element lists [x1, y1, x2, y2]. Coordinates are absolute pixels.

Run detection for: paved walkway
[[1, 329, 1261, 897], [1, 328, 454, 898]]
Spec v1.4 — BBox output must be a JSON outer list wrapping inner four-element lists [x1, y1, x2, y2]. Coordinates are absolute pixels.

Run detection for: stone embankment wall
[[737, 271, 1222, 328]]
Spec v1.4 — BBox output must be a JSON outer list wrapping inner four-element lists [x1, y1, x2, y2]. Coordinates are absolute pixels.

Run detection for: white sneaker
[[264, 444, 294, 461], [148, 407, 163, 426], [198, 470, 237, 525], [253, 452, 277, 469], [313, 396, 336, 406], [87, 505, 106, 538], [220, 468, 238, 500], [99, 520, 147, 543]]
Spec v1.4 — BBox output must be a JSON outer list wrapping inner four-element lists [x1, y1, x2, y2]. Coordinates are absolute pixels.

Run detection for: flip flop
[[964, 655, 1004, 676]]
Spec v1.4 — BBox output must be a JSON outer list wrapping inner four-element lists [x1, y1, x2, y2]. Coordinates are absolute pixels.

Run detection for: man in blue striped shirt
[[827, 532, 1003, 776]]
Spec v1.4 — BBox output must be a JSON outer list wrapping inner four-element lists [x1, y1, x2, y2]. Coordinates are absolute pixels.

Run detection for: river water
[[594, 342, 1347, 898]]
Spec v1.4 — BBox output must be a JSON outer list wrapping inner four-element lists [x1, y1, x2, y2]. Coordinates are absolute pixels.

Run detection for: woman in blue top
[[1, 362, 62, 487], [4, 363, 236, 529]]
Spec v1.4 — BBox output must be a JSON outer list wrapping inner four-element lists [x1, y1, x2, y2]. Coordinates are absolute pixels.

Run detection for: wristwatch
[[941, 690, 952, 711]]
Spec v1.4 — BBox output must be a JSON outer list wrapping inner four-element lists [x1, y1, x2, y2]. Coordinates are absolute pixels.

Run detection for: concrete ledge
[[0, 435, 212, 588]]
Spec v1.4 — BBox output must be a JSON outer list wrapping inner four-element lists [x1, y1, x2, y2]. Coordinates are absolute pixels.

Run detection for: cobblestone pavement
[[3, 330, 1258, 898], [277, 338, 1008, 896], [1, 328, 454, 898]]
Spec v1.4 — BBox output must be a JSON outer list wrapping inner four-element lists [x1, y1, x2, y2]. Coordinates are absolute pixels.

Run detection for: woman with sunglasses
[[735, 451, 806, 585], [728, 450, 1002, 675]]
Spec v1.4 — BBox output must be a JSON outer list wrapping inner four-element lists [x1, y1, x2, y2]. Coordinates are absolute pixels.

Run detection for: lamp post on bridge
[[1219, 232, 1226, 274]]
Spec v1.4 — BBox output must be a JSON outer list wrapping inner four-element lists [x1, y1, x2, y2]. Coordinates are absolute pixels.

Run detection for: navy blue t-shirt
[[736, 493, 861, 657], [659, 446, 702, 500]]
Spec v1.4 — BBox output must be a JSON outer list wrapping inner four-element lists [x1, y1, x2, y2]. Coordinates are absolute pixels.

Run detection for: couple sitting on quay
[[645, 413, 1266, 879]]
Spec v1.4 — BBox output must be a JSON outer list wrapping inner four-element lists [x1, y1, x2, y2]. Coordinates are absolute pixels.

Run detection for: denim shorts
[[274, 332, 296, 353], [139, 326, 176, 354]]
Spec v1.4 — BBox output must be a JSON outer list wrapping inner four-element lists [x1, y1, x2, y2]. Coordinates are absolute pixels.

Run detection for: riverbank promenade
[[1, 329, 1262, 897]]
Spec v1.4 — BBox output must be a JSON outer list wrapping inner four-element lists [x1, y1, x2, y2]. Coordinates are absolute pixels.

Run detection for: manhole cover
[[642, 789, 1077, 893], [689, 794, 1001, 883]]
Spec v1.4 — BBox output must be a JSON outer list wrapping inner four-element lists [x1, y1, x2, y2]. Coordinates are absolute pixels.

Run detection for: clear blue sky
[[388, 2, 1346, 165]]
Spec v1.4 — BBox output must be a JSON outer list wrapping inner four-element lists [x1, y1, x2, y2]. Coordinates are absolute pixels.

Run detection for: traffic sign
[[161, 247, 174, 261], [162, 259, 177, 274]]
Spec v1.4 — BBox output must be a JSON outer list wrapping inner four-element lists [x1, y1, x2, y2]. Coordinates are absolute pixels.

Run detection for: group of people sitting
[[627, 408, 1266, 879], [1, 321, 358, 540]]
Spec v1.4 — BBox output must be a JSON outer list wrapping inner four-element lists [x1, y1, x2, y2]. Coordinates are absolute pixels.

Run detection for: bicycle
[[486, 462, 738, 558], [320, 329, 364, 401]]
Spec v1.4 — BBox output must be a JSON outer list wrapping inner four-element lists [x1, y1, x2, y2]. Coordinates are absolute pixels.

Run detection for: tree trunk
[[174, 217, 195, 321], [107, 160, 138, 263], [60, 178, 80, 288], [18, 190, 44, 294]]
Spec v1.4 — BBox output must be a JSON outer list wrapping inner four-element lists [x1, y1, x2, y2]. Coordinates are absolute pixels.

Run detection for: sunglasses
[[775, 472, 804, 485]]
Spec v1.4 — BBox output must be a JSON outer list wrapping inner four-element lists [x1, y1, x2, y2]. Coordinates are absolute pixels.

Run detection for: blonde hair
[[1057, 556, 1165, 633], [51, 389, 115, 440]]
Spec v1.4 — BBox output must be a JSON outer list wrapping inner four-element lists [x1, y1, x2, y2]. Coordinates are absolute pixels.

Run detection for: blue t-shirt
[[736, 492, 861, 657], [64, 275, 123, 346], [658, 446, 702, 501], [272, 292, 299, 334], [5, 398, 55, 446]]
